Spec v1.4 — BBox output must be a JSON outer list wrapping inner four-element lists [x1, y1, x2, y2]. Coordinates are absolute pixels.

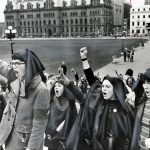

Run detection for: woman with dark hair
[[44, 79, 77, 150], [93, 75, 134, 150], [59, 47, 134, 150], [71, 68, 88, 94], [0, 49, 50, 150]]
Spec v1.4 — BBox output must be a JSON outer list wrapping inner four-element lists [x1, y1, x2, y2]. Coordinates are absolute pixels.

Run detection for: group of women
[[43, 47, 150, 150]]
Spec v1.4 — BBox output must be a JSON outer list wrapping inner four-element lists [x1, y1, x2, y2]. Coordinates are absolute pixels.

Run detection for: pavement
[[94, 40, 150, 79]]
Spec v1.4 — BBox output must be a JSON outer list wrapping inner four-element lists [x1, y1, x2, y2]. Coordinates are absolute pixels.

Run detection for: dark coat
[[66, 74, 135, 150], [65, 81, 101, 150], [45, 84, 77, 149], [130, 96, 147, 150], [0, 94, 6, 122]]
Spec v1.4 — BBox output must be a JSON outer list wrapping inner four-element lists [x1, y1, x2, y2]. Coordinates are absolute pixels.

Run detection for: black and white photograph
[[0, 0, 150, 150]]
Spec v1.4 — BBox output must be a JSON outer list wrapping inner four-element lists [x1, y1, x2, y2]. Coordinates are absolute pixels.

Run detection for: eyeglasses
[[10, 61, 25, 68]]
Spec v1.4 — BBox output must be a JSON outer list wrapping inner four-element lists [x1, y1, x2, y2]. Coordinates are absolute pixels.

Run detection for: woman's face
[[102, 79, 115, 100], [77, 81, 82, 88], [54, 82, 64, 97], [143, 80, 150, 98], [127, 77, 133, 87]]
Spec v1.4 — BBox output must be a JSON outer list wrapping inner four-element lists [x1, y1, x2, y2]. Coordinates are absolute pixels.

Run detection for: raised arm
[[80, 47, 96, 86], [59, 69, 85, 104], [71, 68, 79, 82]]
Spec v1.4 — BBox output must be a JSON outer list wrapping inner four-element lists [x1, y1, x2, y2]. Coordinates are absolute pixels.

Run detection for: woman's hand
[[80, 47, 88, 59], [58, 68, 70, 85]]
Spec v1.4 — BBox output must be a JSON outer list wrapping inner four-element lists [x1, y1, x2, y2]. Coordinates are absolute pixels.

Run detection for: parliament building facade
[[4, 0, 114, 37]]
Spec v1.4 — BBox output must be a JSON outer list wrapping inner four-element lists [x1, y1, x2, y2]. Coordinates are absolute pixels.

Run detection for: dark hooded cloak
[[11, 49, 45, 97], [45, 81, 77, 149], [93, 76, 134, 150]]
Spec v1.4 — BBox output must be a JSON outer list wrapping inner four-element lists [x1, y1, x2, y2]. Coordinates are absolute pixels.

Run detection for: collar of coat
[[10, 74, 41, 97]]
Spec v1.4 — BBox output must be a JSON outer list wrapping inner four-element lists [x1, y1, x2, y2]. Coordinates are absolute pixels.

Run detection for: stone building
[[130, 4, 150, 36], [0, 23, 5, 38], [4, 0, 114, 37]]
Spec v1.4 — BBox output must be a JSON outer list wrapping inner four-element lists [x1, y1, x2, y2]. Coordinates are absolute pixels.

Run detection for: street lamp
[[5, 26, 17, 54]]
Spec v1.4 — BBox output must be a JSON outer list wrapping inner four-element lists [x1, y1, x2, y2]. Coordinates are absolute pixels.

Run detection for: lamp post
[[5, 26, 17, 54]]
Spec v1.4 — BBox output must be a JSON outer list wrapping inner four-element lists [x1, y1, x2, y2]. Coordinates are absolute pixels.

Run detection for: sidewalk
[[94, 40, 150, 79]]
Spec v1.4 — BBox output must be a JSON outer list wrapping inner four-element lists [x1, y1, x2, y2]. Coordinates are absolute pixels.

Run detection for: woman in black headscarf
[[0, 49, 50, 150], [44, 79, 77, 150], [93, 76, 134, 150]]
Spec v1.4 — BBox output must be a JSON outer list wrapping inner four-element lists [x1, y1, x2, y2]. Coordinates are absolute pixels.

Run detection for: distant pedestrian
[[123, 47, 127, 62], [141, 41, 144, 49], [130, 47, 135, 62], [126, 48, 131, 61]]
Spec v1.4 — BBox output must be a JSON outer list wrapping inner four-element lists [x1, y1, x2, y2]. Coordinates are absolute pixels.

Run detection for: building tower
[[145, 0, 150, 5]]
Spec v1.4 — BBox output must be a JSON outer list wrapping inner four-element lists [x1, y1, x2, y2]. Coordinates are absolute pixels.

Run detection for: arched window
[[39, 20, 41, 26], [66, 20, 69, 25], [27, 2, 32, 9], [24, 21, 26, 26], [48, 20, 51, 25], [43, 20, 46, 26], [75, 19, 78, 25], [36, 21, 38, 26], [80, 19, 83, 24], [53, 20, 56, 25], [90, 18, 93, 24], [32, 21, 34, 26], [71, 19, 73, 25], [36, 3, 40, 8], [28, 21, 30, 26]]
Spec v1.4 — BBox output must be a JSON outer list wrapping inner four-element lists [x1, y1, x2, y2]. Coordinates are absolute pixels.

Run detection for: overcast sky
[[0, 0, 144, 23]]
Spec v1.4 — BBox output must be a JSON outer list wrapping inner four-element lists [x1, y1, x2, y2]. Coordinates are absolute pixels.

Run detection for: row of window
[[20, 3, 41, 10], [132, 21, 146, 26], [5, 15, 14, 20], [132, 8, 150, 12], [131, 29, 145, 34], [21, 26, 97, 34], [18, 17, 107, 27], [132, 15, 150, 19], [10, 9, 110, 21], [43, 13, 55, 18], [6, 18, 107, 27]]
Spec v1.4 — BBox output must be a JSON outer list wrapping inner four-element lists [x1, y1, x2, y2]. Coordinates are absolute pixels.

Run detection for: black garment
[[84, 68, 96, 86], [45, 85, 77, 150], [0, 94, 6, 122], [0, 95, 5, 150], [66, 81, 101, 150], [93, 99, 133, 150], [123, 50, 127, 62]]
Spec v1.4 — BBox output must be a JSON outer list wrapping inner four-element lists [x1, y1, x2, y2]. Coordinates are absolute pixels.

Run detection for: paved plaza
[[95, 40, 150, 79]]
